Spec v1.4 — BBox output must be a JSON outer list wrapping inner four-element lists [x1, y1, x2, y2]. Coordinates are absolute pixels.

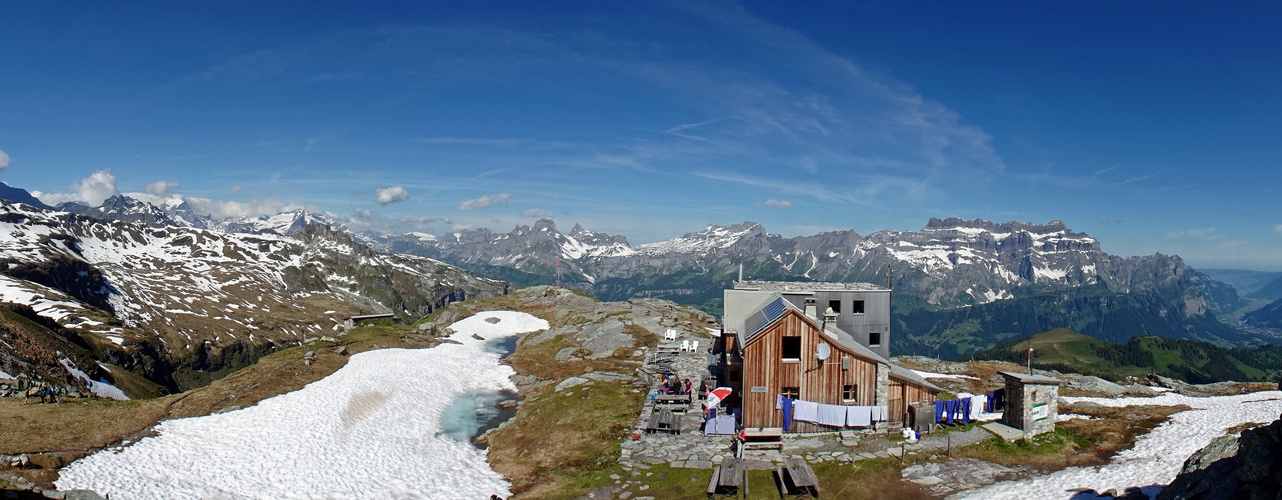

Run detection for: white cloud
[[521, 208, 552, 217], [0, 150, 10, 173], [375, 185, 409, 205], [231, 185, 243, 193], [184, 196, 285, 219], [457, 193, 510, 211], [353, 207, 373, 219], [1275, 224, 1282, 234], [451, 224, 473, 231], [762, 199, 793, 209], [144, 180, 179, 197], [32, 169, 120, 206]]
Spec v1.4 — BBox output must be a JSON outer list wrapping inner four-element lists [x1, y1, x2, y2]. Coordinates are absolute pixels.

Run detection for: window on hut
[[781, 336, 801, 361], [852, 300, 865, 314], [828, 299, 841, 313], [842, 384, 858, 403], [781, 387, 800, 399], [869, 332, 881, 347]]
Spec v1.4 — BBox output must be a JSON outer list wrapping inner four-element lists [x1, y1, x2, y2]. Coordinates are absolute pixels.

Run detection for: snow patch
[[957, 390, 1282, 499], [56, 311, 549, 499], [911, 369, 979, 381], [59, 358, 129, 400]]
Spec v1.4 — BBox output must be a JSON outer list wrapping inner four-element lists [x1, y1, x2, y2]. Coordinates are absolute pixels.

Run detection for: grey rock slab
[[555, 376, 591, 392]]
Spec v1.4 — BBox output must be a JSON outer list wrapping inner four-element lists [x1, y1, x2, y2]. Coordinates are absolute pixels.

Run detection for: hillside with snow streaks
[[0, 200, 507, 394]]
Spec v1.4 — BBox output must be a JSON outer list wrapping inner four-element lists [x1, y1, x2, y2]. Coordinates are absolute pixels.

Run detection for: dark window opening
[[842, 385, 858, 402], [781, 336, 801, 360], [852, 300, 865, 314], [869, 332, 881, 347], [828, 299, 841, 313], [781, 387, 800, 399]]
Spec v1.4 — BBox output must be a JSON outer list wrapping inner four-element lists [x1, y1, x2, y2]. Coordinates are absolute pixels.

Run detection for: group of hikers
[[657, 373, 693, 396], [23, 384, 62, 404]]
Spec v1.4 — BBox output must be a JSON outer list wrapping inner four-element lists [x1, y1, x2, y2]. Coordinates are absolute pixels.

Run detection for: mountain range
[[2, 182, 1278, 366], [379, 217, 1272, 358], [0, 188, 508, 398]]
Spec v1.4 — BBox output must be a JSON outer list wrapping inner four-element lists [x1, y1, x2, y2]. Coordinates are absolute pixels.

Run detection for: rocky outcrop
[[1158, 414, 1282, 500]]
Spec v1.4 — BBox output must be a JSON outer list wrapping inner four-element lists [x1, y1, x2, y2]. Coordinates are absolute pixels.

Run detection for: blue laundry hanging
[[944, 400, 957, 424], [781, 396, 793, 431], [935, 400, 946, 423], [959, 398, 972, 424]]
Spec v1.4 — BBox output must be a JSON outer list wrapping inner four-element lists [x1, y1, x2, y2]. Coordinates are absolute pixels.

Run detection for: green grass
[[565, 463, 711, 500], [971, 328, 1282, 383], [954, 427, 1087, 466]]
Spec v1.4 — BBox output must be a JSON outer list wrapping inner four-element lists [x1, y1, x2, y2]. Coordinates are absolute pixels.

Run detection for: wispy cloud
[[353, 207, 373, 219], [1165, 227, 1220, 240], [521, 208, 552, 217], [457, 193, 510, 211], [401, 215, 435, 224], [375, 185, 409, 205], [760, 199, 792, 209], [415, 137, 532, 146], [1275, 224, 1282, 234], [0, 149, 10, 173], [144, 180, 179, 197]]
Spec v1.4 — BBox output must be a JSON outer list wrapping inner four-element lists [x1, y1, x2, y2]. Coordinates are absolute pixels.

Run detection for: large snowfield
[[56, 311, 549, 499], [958, 390, 1282, 499]]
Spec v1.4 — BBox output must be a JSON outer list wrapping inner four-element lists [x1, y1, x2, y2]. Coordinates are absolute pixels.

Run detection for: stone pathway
[[902, 458, 1026, 497]]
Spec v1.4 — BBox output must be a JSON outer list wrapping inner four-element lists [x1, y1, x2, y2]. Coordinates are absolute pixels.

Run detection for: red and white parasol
[[706, 387, 733, 408]]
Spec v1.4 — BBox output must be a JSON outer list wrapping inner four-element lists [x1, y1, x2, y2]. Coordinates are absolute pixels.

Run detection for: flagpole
[[1027, 341, 1033, 375]]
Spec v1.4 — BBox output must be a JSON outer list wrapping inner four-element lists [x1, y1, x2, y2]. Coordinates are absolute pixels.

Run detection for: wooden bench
[[707, 457, 747, 499], [740, 427, 784, 454], [774, 457, 819, 498]]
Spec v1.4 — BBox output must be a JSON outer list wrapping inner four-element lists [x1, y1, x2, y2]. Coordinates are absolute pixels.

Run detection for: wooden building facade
[[719, 282, 941, 432]]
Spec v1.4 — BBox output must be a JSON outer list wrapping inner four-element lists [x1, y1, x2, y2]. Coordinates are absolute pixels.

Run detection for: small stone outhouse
[[998, 371, 1062, 438]]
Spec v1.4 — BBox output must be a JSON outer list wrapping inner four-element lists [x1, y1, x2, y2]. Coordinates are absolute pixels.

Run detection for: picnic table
[[655, 393, 692, 413], [774, 457, 819, 498], [707, 457, 747, 499], [645, 409, 682, 434]]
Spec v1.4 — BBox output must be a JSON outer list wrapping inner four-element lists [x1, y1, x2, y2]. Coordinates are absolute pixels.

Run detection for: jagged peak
[[532, 218, 558, 232], [924, 217, 1073, 235]]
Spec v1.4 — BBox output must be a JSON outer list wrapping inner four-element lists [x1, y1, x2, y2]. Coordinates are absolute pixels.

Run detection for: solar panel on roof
[[743, 297, 787, 340]]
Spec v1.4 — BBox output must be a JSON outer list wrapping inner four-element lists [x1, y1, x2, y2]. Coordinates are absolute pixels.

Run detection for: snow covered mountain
[[57, 195, 179, 228], [0, 200, 507, 397], [390, 217, 1251, 356], [215, 208, 347, 236]]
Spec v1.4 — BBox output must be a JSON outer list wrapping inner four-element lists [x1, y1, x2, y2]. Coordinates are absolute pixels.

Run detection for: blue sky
[[2, 1, 1280, 270]]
